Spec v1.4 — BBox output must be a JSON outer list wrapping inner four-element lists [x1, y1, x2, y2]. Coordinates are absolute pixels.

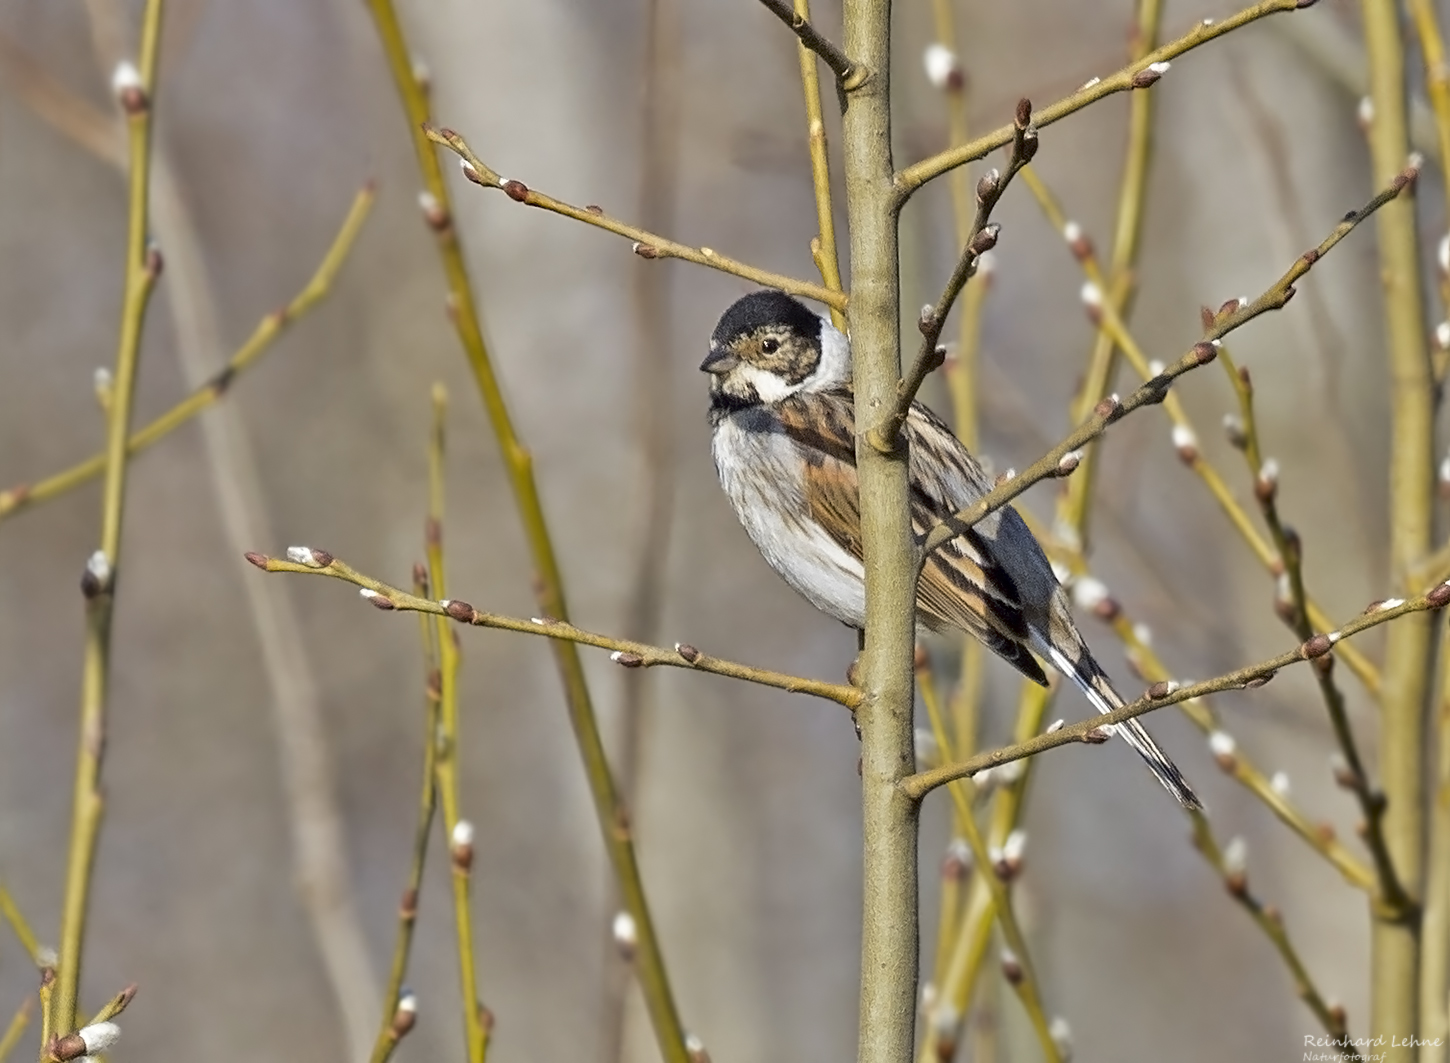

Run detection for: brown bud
[[46, 1033, 88, 1062], [1001, 951, 1024, 984], [1327, 1002, 1347, 1030], [501, 179, 529, 202], [1094, 395, 1122, 420], [1131, 65, 1163, 88], [400, 886, 418, 920], [1300, 633, 1334, 659], [846, 659, 861, 687], [676, 643, 701, 663], [1082, 726, 1112, 745], [1301, 247, 1320, 267], [1312, 652, 1335, 676], [1262, 904, 1282, 925], [1092, 596, 1121, 622], [391, 1003, 417, 1039], [1147, 681, 1173, 699], [1428, 581, 1450, 608], [310, 550, 334, 568], [413, 562, 429, 590], [633, 242, 661, 259], [1018, 128, 1039, 162], [1200, 305, 1216, 330], [1014, 97, 1033, 129], [366, 593, 396, 610], [585, 204, 604, 215], [1224, 870, 1248, 897], [1219, 298, 1241, 318], [611, 651, 645, 668], [975, 168, 1001, 203], [445, 599, 478, 623], [1191, 341, 1218, 365], [970, 223, 1000, 255]]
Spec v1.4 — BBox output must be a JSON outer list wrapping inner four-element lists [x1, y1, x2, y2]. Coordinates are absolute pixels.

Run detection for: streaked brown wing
[[777, 391, 1049, 688]]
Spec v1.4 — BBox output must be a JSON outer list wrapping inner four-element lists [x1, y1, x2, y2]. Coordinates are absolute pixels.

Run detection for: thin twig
[[793, 0, 846, 330], [246, 552, 861, 708], [1091, 593, 1375, 893], [757, 0, 863, 88], [0, 887, 39, 964], [369, 559, 442, 1063], [0, 186, 373, 524], [902, 583, 1450, 800], [1190, 819, 1361, 1056], [1208, 343, 1405, 911], [424, 125, 846, 311], [0, 998, 31, 1063], [918, 162, 1418, 560], [895, 0, 1312, 196], [362, 6, 693, 1060], [52, 0, 163, 1037], [918, 666, 1060, 1063], [868, 98, 1036, 453], [1021, 169, 1381, 694], [421, 388, 490, 1063]]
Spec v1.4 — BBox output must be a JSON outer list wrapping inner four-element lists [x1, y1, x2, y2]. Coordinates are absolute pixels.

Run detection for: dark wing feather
[[774, 391, 1050, 688]]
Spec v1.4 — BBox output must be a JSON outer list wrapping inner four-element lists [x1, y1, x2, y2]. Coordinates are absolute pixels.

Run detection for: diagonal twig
[[756, 0, 865, 88], [917, 162, 1418, 561], [902, 583, 1450, 801], [424, 125, 846, 310], [868, 98, 1037, 453]]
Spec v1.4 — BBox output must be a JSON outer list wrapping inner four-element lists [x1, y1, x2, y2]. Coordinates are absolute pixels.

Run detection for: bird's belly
[[712, 418, 867, 628]]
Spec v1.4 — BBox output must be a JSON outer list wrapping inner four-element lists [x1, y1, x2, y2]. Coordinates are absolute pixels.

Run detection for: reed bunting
[[702, 289, 1200, 809]]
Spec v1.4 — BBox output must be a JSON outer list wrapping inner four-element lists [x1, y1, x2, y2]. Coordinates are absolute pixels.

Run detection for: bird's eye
[[761, 337, 781, 354]]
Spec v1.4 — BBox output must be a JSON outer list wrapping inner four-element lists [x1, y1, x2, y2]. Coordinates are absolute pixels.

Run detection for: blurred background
[[0, 0, 1442, 1059]]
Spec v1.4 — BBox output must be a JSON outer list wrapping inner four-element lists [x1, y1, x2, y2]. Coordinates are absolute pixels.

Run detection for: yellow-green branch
[[0, 186, 373, 525], [52, 0, 164, 1038]]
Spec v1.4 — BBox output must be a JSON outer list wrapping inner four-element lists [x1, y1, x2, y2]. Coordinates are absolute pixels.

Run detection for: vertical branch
[[1409, 3, 1450, 1046], [794, 0, 846, 329], [605, 0, 681, 1056], [839, 5, 919, 1062], [1362, 0, 1434, 1050], [1056, 0, 1162, 549], [918, 670, 1060, 1062], [368, 559, 443, 1063], [52, 0, 163, 1038], [363, 6, 691, 1061], [424, 387, 490, 1063]]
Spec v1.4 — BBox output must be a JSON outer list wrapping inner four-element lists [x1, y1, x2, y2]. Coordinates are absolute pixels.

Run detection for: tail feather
[[1042, 645, 1203, 810]]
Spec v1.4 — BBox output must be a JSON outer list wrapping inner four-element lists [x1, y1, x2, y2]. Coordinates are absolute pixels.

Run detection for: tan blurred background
[[0, 0, 1442, 1060]]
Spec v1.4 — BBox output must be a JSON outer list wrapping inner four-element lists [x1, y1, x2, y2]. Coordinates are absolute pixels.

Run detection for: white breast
[[711, 412, 867, 629]]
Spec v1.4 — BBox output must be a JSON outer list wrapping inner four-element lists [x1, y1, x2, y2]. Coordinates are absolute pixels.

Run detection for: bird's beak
[[700, 347, 740, 374]]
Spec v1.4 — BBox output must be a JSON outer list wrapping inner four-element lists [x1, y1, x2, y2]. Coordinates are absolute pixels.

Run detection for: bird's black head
[[702, 290, 836, 411]]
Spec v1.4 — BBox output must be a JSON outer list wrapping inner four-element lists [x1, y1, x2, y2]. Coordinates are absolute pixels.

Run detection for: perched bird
[[702, 289, 1200, 809]]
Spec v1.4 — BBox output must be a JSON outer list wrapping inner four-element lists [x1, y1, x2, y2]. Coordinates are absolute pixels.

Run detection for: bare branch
[[917, 162, 1418, 560], [895, 0, 1314, 196], [245, 552, 863, 709], [903, 584, 1450, 801], [425, 125, 847, 311], [756, 0, 865, 88], [868, 98, 1037, 453]]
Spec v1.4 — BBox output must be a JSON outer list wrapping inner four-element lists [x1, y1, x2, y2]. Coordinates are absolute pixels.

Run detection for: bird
[[701, 288, 1200, 809]]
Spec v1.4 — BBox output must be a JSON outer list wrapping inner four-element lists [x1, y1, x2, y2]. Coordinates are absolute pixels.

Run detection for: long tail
[[1042, 645, 1203, 810]]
